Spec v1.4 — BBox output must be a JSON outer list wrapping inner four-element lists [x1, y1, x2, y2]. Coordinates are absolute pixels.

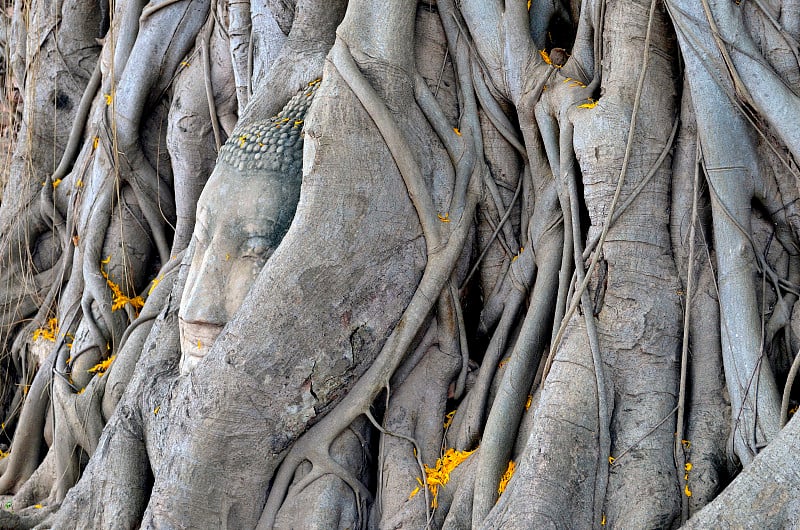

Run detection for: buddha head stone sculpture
[[178, 81, 319, 374]]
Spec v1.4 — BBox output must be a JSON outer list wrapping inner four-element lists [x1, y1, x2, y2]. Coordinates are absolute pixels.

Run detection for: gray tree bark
[[0, 0, 798, 528]]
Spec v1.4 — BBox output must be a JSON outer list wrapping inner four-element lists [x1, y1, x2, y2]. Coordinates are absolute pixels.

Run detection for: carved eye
[[241, 236, 273, 263]]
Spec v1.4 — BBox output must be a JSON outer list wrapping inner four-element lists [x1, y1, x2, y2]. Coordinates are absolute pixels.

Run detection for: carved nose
[[179, 249, 230, 327]]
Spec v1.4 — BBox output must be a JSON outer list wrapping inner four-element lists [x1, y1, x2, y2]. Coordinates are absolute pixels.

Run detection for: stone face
[[177, 80, 320, 374]]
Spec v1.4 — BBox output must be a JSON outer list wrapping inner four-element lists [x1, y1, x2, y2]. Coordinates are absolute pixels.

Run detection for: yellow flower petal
[[498, 460, 516, 495], [149, 275, 163, 295], [423, 447, 476, 508], [32, 317, 59, 343], [88, 355, 116, 377], [103, 260, 145, 313]]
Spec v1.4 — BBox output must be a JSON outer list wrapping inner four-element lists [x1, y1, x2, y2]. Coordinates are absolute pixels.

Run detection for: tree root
[[273, 419, 370, 529], [668, 0, 786, 465], [447, 279, 527, 451], [561, 118, 611, 527], [471, 186, 562, 522], [372, 315, 460, 529], [12, 445, 56, 510], [259, 141, 479, 530], [0, 351, 53, 495]]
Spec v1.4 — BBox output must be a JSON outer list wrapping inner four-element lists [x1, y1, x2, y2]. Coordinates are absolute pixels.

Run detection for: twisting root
[[257, 39, 480, 528], [52, 62, 102, 183], [470, 184, 562, 522], [451, 283, 470, 400], [560, 118, 612, 526], [542, 0, 661, 381], [364, 408, 432, 525], [675, 137, 702, 524], [201, 0, 223, 150], [0, 351, 54, 495], [460, 173, 523, 289], [436, 0, 482, 215], [282, 452, 373, 515], [448, 257, 531, 451], [329, 40, 442, 252]]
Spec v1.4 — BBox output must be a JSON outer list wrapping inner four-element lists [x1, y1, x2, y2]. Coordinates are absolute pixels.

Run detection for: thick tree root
[[0, 352, 53, 495], [471, 188, 562, 521]]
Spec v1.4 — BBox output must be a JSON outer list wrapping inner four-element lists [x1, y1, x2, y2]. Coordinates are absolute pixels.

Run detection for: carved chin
[[179, 318, 225, 374]]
